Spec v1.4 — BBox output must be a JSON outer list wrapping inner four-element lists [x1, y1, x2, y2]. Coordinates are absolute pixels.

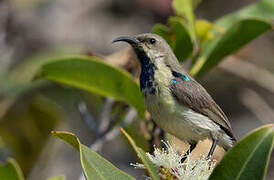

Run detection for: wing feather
[[170, 76, 236, 140]]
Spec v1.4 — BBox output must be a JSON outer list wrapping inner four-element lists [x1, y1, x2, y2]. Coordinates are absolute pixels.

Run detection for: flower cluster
[[132, 141, 216, 180]]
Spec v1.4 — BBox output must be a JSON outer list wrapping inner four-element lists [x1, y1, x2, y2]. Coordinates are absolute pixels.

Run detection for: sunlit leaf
[[52, 131, 80, 151], [168, 17, 193, 61], [195, 19, 215, 42], [209, 124, 274, 180], [0, 158, 24, 180], [215, 0, 274, 28], [190, 18, 272, 76], [153, 18, 194, 61], [37, 56, 145, 118], [9, 49, 78, 83], [52, 131, 135, 180], [172, 0, 197, 41], [152, 24, 172, 46], [121, 128, 159, 180]]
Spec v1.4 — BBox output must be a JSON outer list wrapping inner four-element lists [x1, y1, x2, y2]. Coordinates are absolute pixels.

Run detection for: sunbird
[[113, 33, 236, 160]]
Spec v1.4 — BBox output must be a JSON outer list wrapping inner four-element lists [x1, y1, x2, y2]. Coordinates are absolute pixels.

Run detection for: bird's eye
[[149, 38, 156, 44]]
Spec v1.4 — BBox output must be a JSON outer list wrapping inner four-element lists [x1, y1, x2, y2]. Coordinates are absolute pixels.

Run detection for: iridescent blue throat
[[137, 50, 156, 94]]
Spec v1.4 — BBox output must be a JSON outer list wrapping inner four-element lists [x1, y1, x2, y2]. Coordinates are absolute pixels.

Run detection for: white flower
[[132, 141, 216, 180], [177, 156, 215, 180], [130, 162, 146, 169], [146, 141, 184, 171]]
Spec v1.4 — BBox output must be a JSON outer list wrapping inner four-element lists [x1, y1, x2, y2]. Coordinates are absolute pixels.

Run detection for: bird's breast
[[142, 75, 220, 143], [142, 70, 178, 131]]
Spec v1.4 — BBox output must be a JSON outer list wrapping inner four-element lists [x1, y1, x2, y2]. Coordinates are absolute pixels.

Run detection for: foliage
[[153, 0, 273, 77], [190, 18, 272, 76], [0, 158, 24, 180], [209, 124, 274, 180], [1, 124, 273, 180], [0, 0, 274, 179], [121, 128, 159, 180], [37, 56, 145, 118], [52, 125, 273, 180], [51, 131, 135, 180]]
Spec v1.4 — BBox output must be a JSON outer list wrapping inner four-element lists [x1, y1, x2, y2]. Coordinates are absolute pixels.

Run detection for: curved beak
[[112, 36, 139, 45]]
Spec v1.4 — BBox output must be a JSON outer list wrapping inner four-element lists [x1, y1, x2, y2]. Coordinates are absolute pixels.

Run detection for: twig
[[76, 100, 97, 133], [98, 104, 129, 139], [76, 98, 131, 148], [78, 108, 137, 180], [97, 98, 115, 134], [91, 107, 137, 151], [76, 98, 115, 139]]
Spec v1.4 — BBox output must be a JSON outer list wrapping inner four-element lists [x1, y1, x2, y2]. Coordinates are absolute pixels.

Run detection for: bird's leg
[[181, 143, 197, 163], [207, 138, 218, 158]]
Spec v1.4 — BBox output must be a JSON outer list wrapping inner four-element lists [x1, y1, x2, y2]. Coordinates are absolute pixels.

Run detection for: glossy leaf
[[153, 19, 193, 61], [195, 19, 216, 42], [190, 18, 272, 76], [152, 24, 172, 46], [168, 17, 193, 61], [47, 175, 65, 180], [52, 131, 80, 151], [209, 124, 274, 180], [52, 131, 135, 180], [0, 158, 24, 180], [37, 56, 145, 118], [172, 0, 197, 41], [121, 128, 159, 180], [215, 0, 274, 28]]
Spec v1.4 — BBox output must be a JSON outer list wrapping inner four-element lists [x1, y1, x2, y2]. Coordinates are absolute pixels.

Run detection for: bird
[[113, 33, 236, 160]]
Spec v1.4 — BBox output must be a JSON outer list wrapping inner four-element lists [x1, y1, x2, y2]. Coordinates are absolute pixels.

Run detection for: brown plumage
[[170, 75, 237, 144]]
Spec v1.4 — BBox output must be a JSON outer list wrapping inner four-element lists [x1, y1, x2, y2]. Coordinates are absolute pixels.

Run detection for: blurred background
[[0, 0, 273, 179]]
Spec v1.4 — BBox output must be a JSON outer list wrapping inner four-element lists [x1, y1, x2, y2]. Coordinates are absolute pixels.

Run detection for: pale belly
[[143, 90, 230, 147]]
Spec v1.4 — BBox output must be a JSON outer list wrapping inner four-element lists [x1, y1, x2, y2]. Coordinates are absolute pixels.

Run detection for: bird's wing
[[170, 76, 236, 140]]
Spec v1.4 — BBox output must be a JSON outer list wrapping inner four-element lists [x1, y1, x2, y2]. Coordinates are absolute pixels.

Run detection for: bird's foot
[[180, 143, 197, 163], [206, 155, 212, 160]]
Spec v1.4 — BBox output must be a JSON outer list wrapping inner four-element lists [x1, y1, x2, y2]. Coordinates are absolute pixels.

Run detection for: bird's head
[[112, 33, 178, 67]]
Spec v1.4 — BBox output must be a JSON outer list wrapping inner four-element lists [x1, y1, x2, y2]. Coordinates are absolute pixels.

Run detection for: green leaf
[[47, 175, 65, 180], [37, 56, 145, 118], [172, 0, 197, 41], [209, 124, 274, 180], [121, 128, 159, 180], [190, 18, 272, 76], [152, 24, 172, 46], [0, 158, 24, 180], [168, 17, 194, 61], [52, 131, 135, 180], [52, 131, 80, 151], [152, 18, 194, 61], [195, 19, 216, 42], [215, 0, 274, 28]]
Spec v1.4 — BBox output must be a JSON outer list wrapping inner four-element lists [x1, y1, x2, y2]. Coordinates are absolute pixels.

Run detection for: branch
[[78, 107, 137, 180], [76, 100, 97, 133]]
